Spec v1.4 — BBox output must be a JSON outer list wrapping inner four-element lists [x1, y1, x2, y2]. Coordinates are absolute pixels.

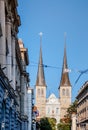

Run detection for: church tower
[[59, 43, 71, 119], [35, 32, 47, 119]]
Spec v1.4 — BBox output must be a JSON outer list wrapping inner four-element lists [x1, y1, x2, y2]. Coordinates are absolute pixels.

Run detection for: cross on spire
[[39, 32, 43, 46]]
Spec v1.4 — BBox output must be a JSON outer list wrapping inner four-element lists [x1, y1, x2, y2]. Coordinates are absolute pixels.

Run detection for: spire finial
[[39, 32, 43, 46]]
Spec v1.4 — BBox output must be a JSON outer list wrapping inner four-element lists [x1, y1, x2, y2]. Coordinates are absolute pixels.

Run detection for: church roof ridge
[[48, 93, 57, 99]]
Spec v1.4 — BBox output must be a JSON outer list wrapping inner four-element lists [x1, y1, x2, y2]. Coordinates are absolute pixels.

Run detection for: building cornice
[[20, 48, 29, 65], [76, 81, 88, 99], [16, 40, 23, 73]]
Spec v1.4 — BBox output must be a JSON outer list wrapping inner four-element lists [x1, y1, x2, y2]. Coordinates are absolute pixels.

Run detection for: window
[[9, 108, 12, 130], [62, 89, 65, 95], [66, 89, 69, 96], [56, 108, 59, 114], [6, 38, 9, 56], [0, 23, 2, 37], [0, 101, 5, 127], [41, 88, 44, 96], [37, 89, 40, 96], [48, 107, 50, 114]]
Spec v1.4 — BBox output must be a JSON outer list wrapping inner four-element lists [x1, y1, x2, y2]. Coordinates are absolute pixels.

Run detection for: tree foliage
[[57, 123, 71, 130], [48, 118, 56, 130], [40, 117, 56, 130], [57, 100, 77, 130], [67, 100, 77, 116]]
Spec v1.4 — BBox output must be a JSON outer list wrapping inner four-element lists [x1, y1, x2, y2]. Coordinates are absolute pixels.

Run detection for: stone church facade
[[35, 36, 72, 124], [46, 93, 60, 124]]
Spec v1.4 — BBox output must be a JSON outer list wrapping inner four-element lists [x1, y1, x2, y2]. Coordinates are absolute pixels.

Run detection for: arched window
[[41, 88, 44, 96], [66, 89, 69, 96], [62, 89, 65, 95], [48, 107, 50, 114], [37, 89, 40, 96], [56, 108, 59, 114]]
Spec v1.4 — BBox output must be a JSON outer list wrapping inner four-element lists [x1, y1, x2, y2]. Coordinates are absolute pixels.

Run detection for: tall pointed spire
[[60, 34, 71, 86], [36, 32, 46, 86]]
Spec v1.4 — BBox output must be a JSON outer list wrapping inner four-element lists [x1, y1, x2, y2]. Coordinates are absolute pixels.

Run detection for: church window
[[56, 108, 59, 114], [52, 110, 54, 114], [62, 89, 65, 95], [41, 88, 44, 96], [37, 89, 40, 96], [48, 107, 50, 114], [66, 89, 69, 96]]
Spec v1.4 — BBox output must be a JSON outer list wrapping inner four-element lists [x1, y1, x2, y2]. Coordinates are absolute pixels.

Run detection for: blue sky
[[18, 0, 88, 102]]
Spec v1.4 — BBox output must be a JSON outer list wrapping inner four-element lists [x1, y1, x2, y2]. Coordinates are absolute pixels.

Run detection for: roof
[[36, 44, 46, 86], [59, 44, 71, 87]]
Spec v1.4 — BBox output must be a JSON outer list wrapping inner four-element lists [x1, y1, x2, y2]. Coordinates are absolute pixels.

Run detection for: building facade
[[46, 93, 60, 124], [59, 44, 72, 119], [35, 43, 47, 119], [0, 65, 19, 130], [0, 0, 33, 130], [27, 87, 34, 130], [35, 37, 72, 123], [18, 39, 30, 130], [76, 81, 88, 130]]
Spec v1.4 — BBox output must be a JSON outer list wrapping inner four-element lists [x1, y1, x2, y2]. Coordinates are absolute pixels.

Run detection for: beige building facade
[[59, 44, 72, 119], [35, 43, 47, 119], [76, 81, 88, 130], [46, 93, 60, 124]]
